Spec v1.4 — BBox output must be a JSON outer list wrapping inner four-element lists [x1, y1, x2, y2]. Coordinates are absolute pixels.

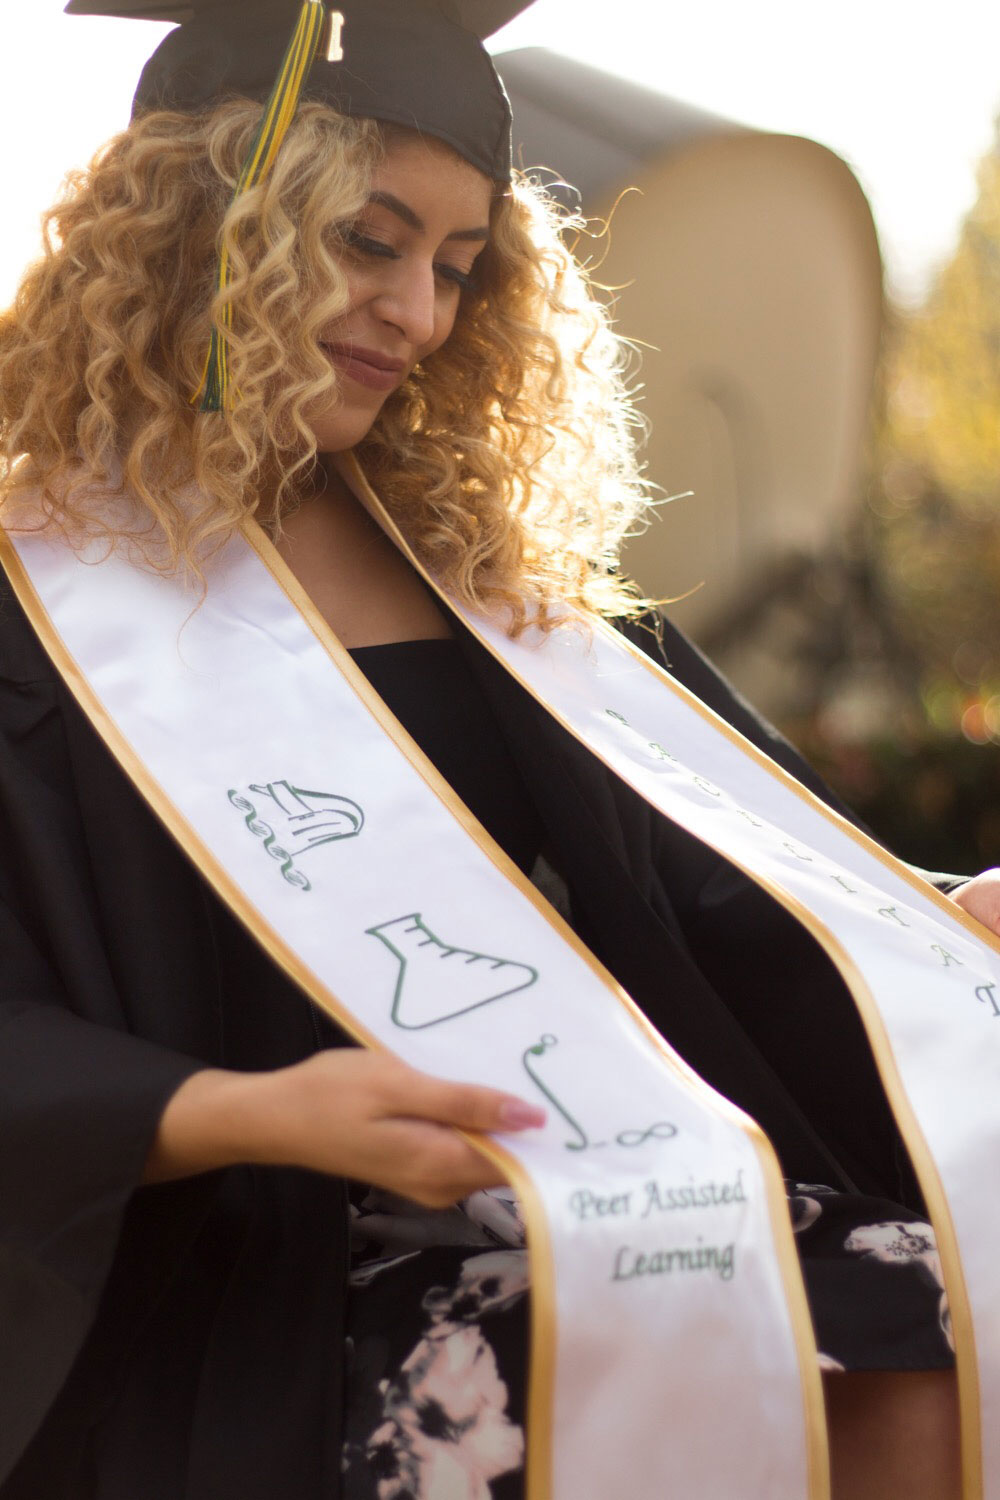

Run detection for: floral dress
[[340, 1182, 953, 1500]]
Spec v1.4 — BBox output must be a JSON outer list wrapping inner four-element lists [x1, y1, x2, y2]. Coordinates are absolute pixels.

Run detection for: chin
[[308, 398, 386, 456]]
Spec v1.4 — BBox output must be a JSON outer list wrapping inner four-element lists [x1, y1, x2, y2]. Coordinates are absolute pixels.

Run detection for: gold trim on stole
[[0, 509, 829, 1500], [586, 615, 984, 1498], [587, 612, 984, 1497], [340, 447, 984, 1499]]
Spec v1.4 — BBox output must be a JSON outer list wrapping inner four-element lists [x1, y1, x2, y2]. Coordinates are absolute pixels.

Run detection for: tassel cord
[[193, 2, 329, 413]]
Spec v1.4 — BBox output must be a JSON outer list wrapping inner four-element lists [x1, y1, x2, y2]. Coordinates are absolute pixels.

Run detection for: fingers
[[375, 1117, 509, 1207], [283, 1051, 545, 1207], [951, 870, 1000, 935], [378, 1063, 546, 1136], [367, 1061, 545, 1208]]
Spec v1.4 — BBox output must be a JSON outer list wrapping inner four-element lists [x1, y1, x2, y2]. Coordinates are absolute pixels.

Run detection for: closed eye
[[341, 228, 474, 292], [435, 263, 473, 291], [341, 229, 398, 261]]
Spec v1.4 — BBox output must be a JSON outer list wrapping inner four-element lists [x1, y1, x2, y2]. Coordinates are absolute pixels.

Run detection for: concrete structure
[[496, 49, 884, 641]]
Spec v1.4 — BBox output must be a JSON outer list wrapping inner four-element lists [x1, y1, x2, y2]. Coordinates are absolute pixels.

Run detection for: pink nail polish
[[498, 1099, 546, 1130]]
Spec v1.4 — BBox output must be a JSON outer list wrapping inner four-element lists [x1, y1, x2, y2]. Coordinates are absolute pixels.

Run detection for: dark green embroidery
[[976, 983, 1000, 1017], [736, 808, 764, 827], [523, 1034, 596, 1150], [366, 914, 538, 1029], [781, 840, 813, 861], [227, 779, 364, 891], [522, 1034, 678, 1153]]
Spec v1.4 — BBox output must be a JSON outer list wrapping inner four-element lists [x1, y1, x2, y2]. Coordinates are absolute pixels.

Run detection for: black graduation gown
[[0, 566, 963, 1499]]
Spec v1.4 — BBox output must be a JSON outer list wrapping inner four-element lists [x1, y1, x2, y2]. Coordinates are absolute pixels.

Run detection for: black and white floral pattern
[[341, 1181, 954, 1498], [342, 1246, 528, 1500], [844, 1219, 953, 1352]]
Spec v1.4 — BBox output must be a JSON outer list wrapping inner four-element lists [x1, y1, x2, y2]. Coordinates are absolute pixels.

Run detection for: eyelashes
[[436, 264, 474, 292], [340, 228, 395, 260], [340, 227, 474, 291], [438, 266, 474, 292]]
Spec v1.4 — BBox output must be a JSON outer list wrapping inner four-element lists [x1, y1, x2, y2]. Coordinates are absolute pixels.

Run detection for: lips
[[321, 343, 407, 392]]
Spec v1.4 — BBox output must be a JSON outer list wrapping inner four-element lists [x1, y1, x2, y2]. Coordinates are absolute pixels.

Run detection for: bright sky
[[5, 0, 1000, 308]]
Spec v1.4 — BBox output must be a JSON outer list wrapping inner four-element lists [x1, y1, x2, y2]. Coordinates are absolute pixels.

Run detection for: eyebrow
[[367, 190, 490, 243]]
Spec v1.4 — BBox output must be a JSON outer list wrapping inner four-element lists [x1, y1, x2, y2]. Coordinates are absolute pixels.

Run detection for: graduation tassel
[[192, 0, 330, 412]]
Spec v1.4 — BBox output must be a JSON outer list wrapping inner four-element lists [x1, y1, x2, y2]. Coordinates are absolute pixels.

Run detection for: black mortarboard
[[64, 0, 531, 410], [64, 0, 532, 181]]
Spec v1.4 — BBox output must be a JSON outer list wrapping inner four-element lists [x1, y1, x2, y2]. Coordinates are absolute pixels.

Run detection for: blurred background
[[7, 0, 1000, 872]]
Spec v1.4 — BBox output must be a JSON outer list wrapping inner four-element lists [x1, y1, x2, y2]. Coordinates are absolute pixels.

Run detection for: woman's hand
[[144, 1050, 545, 1207], [950, 868, 1000, 938]]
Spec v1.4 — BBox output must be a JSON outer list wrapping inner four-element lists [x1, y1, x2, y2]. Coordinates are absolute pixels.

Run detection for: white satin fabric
[[7, 522, 818, 1500], [456, 601, 1000, 1499]]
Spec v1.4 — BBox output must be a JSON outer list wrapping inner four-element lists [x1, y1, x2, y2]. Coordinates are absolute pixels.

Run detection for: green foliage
[[794, 720, 1000, 872], [838, 115, 1000, 870], [875, 126, 1000, 678]]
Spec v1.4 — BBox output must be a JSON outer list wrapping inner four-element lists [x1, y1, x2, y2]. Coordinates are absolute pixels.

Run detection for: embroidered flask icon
[[366, 914, 538, 1030]]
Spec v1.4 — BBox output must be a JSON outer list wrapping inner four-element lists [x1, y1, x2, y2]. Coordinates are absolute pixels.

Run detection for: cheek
[[336, 265, 377, 324]]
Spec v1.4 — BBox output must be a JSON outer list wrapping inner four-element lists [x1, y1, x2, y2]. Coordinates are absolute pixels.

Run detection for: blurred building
[[496, 49, 883, 686]]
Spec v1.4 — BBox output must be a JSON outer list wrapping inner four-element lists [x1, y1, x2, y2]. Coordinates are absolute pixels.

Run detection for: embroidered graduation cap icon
[[65, 0, 532, 407]]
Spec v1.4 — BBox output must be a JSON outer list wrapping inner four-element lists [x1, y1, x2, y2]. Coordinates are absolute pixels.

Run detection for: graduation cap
[[64, 0, 531, 180], [65, 0, 532, 409]]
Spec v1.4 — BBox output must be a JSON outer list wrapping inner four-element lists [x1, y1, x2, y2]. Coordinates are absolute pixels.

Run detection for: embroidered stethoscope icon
[[522, 1034, 678, 1152]]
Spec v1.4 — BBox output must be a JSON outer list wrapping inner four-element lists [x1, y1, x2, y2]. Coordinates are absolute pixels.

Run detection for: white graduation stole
[[4, 455, 999, 1499]]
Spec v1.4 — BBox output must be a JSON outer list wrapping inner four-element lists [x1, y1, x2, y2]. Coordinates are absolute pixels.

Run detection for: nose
[[373, 258, 438, 350]]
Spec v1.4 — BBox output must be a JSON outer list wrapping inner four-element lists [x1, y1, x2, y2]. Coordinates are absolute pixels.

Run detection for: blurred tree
[[842, 112, 1000, 870], [708, 114, 1000, 874], [876, 115, 1000, 683]]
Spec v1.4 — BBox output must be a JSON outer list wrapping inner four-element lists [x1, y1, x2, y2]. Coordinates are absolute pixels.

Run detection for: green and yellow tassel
[[192, 1, 330, 413]]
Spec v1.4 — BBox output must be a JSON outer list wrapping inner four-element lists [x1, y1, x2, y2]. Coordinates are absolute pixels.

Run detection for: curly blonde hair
[[0, 100, 650, 631]]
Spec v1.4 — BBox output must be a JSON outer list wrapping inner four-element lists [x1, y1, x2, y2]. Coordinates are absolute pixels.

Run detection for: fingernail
[[498, 1098, 547, 1130]]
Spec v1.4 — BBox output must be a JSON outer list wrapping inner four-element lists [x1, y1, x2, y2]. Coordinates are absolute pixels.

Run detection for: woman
[[0, 1, 995, 1496]]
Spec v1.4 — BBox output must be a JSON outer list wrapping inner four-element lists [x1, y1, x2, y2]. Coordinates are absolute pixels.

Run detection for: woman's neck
[[272, 456, 454, 650]]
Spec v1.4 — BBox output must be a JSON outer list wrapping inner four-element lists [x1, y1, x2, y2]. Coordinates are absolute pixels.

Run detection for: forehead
[[372, 132, 494, 225]]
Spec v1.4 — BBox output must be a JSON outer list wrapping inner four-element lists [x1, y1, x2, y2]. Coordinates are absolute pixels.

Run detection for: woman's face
[[308, 134, 494, 453]]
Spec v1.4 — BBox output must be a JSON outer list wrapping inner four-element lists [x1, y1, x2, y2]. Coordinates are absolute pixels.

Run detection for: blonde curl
[[0, 99, 651, 632]]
